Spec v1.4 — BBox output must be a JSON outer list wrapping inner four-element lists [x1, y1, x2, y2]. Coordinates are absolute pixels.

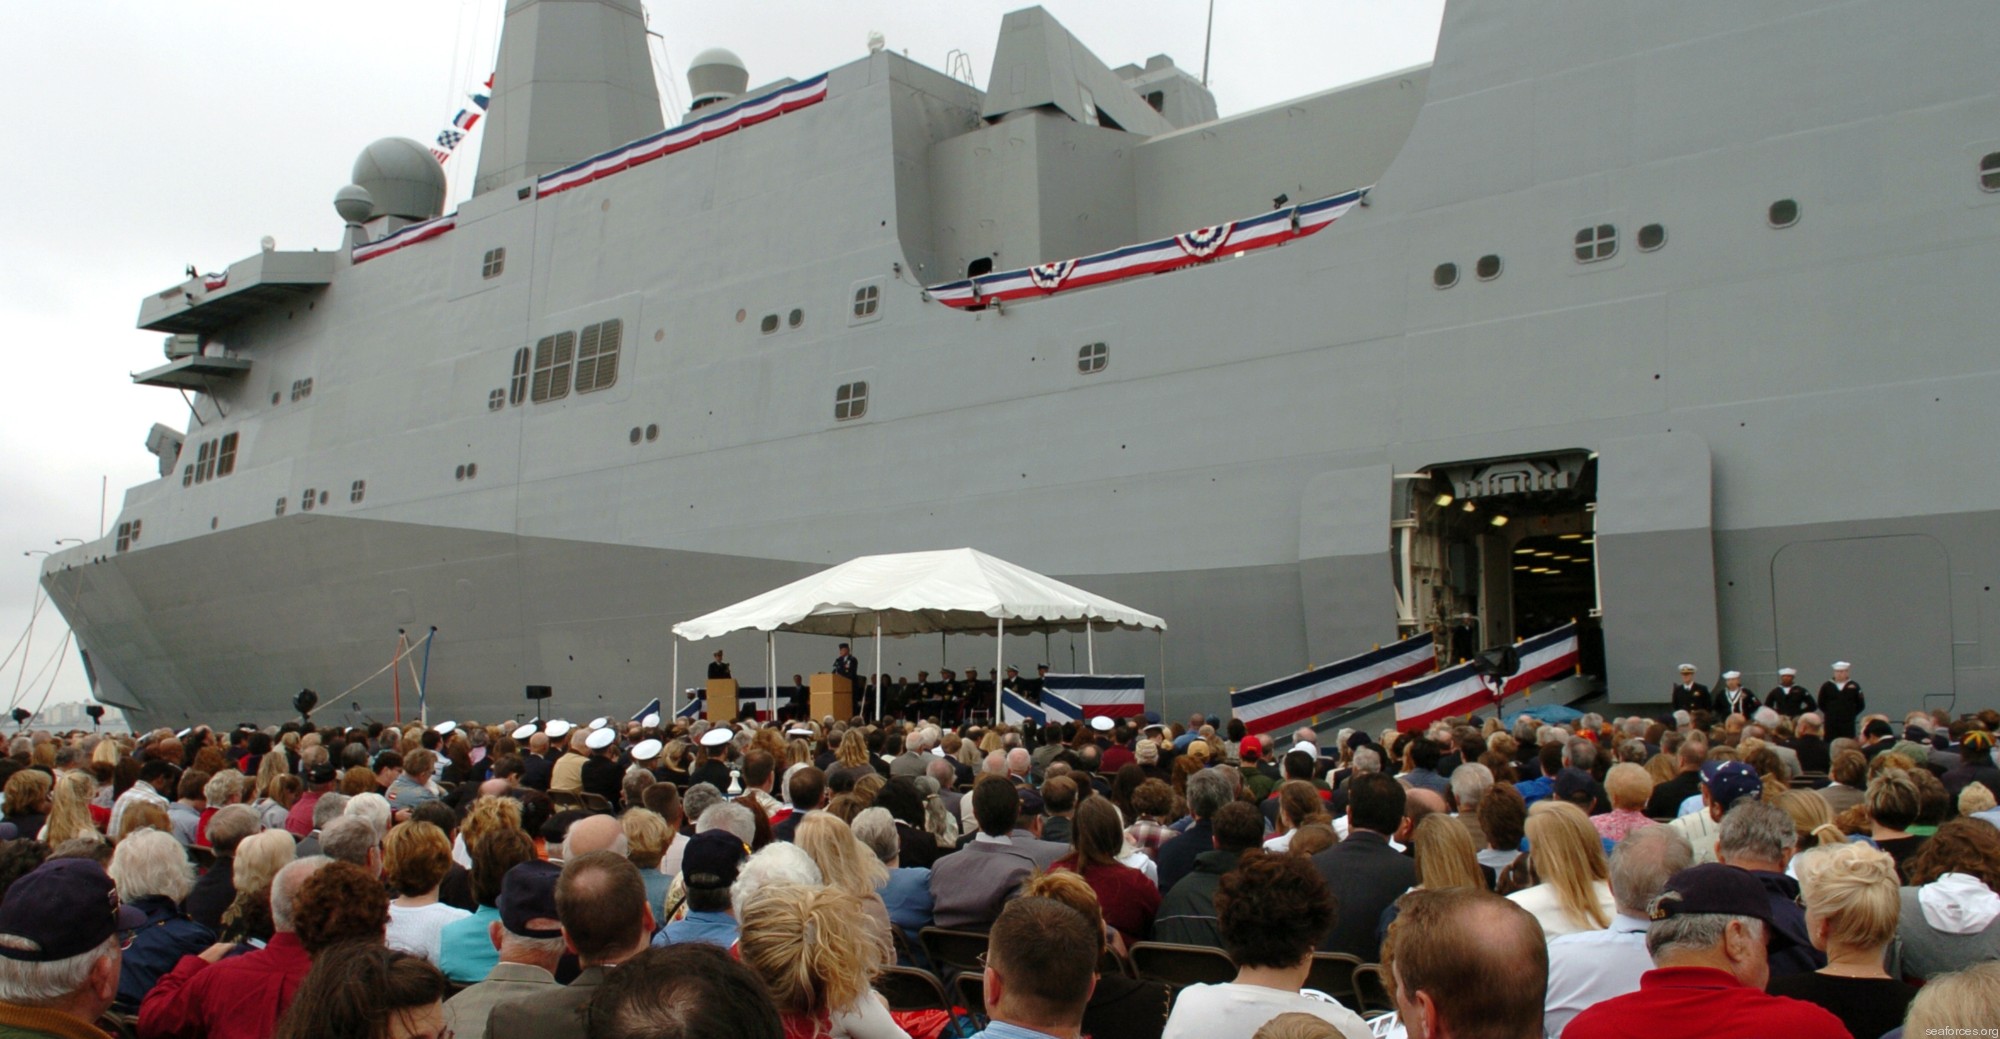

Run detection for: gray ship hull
[[44, 0, 2000, 726]]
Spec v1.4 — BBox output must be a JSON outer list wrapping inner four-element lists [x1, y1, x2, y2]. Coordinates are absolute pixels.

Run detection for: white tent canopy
[[669, 548, 1166, 719], [671, 547, 1166, 640]]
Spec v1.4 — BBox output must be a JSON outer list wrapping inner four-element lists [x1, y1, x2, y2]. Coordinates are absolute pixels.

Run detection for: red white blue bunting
[[352, 214, 457, 265], [927, 187, 1367, 309], [536, 74, 831, 197]]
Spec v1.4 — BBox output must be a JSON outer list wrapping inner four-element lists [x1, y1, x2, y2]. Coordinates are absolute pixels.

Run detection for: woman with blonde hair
[[1768, 841, 1915, 1039], [736, 882, 945, 1039], [1505, 800, 1614, 937], [1905, 961, 2000, 1037], [219, 829, 298, 945], [1862, 767, 1927, 874], [1774, 788, 1844, 848], [826, 729, 875, 789], [1591, 763, 1655, 843], [43, 769, 99, 843], [794, 811, 892, 938], [1409, 813, 1485, 893]]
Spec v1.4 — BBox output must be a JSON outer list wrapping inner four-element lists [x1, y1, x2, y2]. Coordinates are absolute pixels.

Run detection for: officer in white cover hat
[[580, 725, 624, 808], [1670, 664, 1712, 714]]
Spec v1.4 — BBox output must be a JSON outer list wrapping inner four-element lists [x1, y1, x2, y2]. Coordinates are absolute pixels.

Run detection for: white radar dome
[[687, 47, 749, 111], [351, 138, 446, 221]]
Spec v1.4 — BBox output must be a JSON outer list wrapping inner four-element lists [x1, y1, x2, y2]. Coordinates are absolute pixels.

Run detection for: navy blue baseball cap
[[0, 859, 147, 961], [1700, 760, 1762, 809], [497, 861, 563, 939]]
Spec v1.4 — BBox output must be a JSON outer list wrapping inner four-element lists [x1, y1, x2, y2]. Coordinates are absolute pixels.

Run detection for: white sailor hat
[[699, 726, 733, 748], [1722, 671, 1741, 680], [631, 738, 664, 762], [641, 712, 661, 728], [585, 728, 616, 751], [1677, 664, 1696, 673], [1832, 661, 1852, 670], [434, 720, 457, 735], [588, 717, 609, 731], [511, 723, 538, 740], [1090, 716, 1115, 732], [1290, 741, 1318, 757], [1778, 668, 1797, 677], [546, 720, 574, 738]]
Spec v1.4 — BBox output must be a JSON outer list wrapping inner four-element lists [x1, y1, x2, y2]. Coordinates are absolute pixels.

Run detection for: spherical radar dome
[[687, 47, 749, 108], [350, 138, 446, 221]]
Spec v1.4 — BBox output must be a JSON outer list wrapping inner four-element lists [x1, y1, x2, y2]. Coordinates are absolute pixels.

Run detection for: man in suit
[[931, 775, 1057, 929], [486, 851, 655, 1039], [707, 651, 731, 680], [1818, 662, 1864, 740], [1765, 668, 1815, 718], [1787, 712, 1832, 775], [1155, 767, 1236, 894], [1311, 771, 1416, 962], [1646, 740, 1708, 818], [441, 861, 564, 1039], [1670, 664, 1711, 714], [1714, 671, 1758, 720], [832, 643, 861, 689]]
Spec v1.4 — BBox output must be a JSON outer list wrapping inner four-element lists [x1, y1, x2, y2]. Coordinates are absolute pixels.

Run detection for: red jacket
[[1562, 966, 1848, 1039], [1054, 857, 1161, 944], [136, 933, 313, 1039]]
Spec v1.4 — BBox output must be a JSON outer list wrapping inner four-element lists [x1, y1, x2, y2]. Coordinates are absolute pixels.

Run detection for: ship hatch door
[[1593, 433, 1720, 700]]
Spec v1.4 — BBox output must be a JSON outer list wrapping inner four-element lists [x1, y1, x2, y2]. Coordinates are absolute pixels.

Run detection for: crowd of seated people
[[0, 692, 1989, 1039]]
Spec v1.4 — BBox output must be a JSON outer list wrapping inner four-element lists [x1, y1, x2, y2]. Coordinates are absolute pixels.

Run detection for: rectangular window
[[531, 332, 574, 403], [216, 433, 238, 477], [835, 381, 868, 421], [195, 440, 216, 483], [509, 347, 530, 406], [574, 319, 621, 394], [116, 523, 131, 553], [482, 247, 506, 279]]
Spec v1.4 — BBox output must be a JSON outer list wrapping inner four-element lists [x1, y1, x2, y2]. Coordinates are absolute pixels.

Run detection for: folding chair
[[1351, 963, 1396, 1017], [919, 927, 990, 975], [1128, 941, 1237, 989], [1305, 952, 1362, 1008], [875, 966, 951, 1012]]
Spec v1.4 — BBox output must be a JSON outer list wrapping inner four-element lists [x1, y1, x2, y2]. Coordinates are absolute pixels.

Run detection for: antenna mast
[[1200, 0, 1216, 86]]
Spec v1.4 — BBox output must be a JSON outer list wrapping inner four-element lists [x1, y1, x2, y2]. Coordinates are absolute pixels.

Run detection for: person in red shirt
[[1053, 796, 1160, 945], [1562, 863, 1849, 1039], [138, 858, 389, 1039]]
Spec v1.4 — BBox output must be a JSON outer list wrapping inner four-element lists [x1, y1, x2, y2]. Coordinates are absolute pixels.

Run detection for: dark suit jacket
[[1154, 819, 1214, 896], [1670, 683, 1711, 713], [1790, 736, 1831, 775], [485, 964, 608, 1039], [1310, 830, 1416, 962], [1646, 769, 1703, 818]]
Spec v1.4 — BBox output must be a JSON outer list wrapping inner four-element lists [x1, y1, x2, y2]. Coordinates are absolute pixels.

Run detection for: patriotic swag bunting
[[676, 697, 706, 719], [631, 698, 662, 723], [1502, 623, 1582, 698], [1230, 633, 1436, 735], [928, 188, 1367, 309], [999, 689, 1045, 726], [1174, 222, 1233, 259]]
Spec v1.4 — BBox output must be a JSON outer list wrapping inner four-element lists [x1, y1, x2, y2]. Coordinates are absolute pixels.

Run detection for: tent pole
[[874, 615, 883, 721], [670, 639, 679, 720], [767, 632, 775, 723], [1086, 621, 1096, 674], [1158, 631, 1166, 719], [995, 617, 1004, 723]]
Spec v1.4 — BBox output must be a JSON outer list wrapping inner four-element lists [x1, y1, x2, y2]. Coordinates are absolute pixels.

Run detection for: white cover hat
[[588, 717, 610, 731], [546, 720, 574, 738], [511, 723, 538, 740], [1832, 661, 1852, 670], [433, 720, 457, 735], [631, 738, 664, 762], [1090, 716, 1115, 732], [1677, 664, 1696, 672], [585, 728, 616, 750], [641, 712, 661, 728], [1291, 741, 1318, 757], [1722, 670, 1741, 680], [699, 726, 733, 748], [1778, 668, 1797, 677]]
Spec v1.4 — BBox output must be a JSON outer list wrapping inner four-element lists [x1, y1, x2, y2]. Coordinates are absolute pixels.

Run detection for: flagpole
[[874, 615, 883, 721], [670, 639, 679, 720], [995, 617, 1005, 724]]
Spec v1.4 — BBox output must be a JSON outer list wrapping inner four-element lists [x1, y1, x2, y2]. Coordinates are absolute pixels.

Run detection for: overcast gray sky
[[0, 1, 1442, 713]]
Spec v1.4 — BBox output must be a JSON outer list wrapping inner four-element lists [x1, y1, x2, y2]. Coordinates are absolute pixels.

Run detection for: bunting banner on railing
[[925, 187, 1368, 309], [535, 74, 830, 197], [352, 213, 457, 264], [632, 698, 662, 724], [1393, 661, 1497, 733], [1039, 675, 1145, 718], [1502, 623, 1583, 698], [1231, 633, 1437, 735], [999, 689, 1044, 726]]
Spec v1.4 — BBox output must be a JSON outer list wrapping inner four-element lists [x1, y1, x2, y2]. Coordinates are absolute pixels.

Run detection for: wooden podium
[[705, 678, 739, 722], [809, 674, 853, 721]]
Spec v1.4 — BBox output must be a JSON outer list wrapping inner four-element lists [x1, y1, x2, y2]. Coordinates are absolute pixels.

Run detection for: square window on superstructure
[[482, 247, 506, 279], [574, 320, 621, 394], [835, 381, 868, 421]]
